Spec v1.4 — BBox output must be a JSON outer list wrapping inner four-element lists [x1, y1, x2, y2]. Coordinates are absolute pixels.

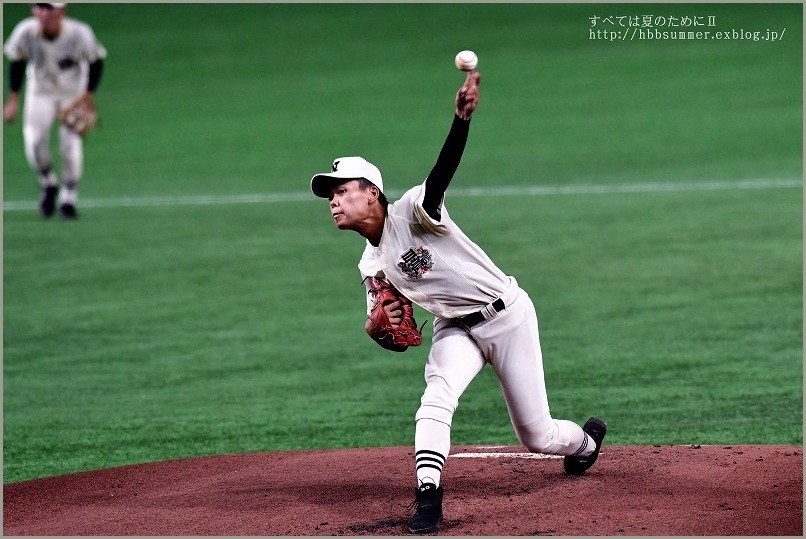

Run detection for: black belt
[[459, 298, 505, 327]]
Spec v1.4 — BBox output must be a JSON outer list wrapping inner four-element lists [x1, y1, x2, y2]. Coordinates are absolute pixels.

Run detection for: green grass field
[[3, 3, 802, 483]]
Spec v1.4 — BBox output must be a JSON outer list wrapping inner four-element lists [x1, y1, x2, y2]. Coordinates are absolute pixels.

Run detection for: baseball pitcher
[[310, 69, 606, 534]]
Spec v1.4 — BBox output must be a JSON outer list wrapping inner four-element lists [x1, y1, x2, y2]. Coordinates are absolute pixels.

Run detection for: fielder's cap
[[35, 3, 67, 8], [310, 156, 384, 198]]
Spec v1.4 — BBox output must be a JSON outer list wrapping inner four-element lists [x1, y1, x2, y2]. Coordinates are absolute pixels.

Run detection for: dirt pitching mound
[[3, 445, 801, 536]]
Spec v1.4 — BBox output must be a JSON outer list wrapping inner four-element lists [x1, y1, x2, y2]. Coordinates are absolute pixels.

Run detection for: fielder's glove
[[58, 94, 99, 137], [366, 277, 423, 352]]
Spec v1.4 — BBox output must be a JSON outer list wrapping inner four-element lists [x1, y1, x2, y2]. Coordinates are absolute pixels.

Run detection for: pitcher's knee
[[517, 422, 567, 454], [415, 381, 460, 426], [522, 434, 556, 454], [415, 400, 456, 427]]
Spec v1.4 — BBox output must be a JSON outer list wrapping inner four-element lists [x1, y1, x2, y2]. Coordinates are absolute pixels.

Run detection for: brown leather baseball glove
[[366, 277, 423, 352], [58, 94, 99, 137]]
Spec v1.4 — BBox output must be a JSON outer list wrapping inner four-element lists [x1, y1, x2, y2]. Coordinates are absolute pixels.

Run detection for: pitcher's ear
[[367, 185, 380, 203]]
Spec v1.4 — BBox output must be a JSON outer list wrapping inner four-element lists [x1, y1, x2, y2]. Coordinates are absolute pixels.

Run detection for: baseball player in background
[[311, 69, 607, 534], [3, 2, 106, 219]]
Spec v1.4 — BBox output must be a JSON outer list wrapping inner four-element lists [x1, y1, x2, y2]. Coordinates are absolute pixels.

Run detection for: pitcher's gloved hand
[[366, 277, 423, 352]]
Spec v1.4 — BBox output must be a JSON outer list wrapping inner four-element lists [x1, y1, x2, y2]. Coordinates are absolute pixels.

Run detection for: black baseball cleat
[[59, 203, 79, 219], [39, 186, 58, 218], [407, 483, 443, 534], [564, 417, 607, 476]]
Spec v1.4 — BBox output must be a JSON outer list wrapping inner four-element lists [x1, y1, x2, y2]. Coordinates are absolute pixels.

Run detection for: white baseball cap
[[35, 3, 67, 8], [310, 156, 384, 198]]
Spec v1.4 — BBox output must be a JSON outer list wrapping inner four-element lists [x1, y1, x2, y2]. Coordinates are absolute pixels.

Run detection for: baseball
[[454, 50, 478, 72]]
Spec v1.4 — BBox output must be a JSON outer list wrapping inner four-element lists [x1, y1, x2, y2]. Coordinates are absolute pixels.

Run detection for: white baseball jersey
[[3, 17, 107, 96], [359, 181, 510, 318]]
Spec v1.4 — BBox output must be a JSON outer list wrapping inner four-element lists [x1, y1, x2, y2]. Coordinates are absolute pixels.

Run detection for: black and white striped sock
[[415, 449, 446, 487], [38, 168, 57, 188]]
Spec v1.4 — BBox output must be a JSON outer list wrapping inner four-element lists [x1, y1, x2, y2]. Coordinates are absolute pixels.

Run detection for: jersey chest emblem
[[398, 246, 434, 280]]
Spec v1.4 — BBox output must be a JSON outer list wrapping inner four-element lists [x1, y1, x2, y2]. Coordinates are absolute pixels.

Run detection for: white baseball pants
[[415, 277, 588, 456], [23, 89, 84, 192]]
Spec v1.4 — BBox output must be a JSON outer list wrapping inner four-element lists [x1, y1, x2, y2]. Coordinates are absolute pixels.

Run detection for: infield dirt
[[3, 444, 801, 536]]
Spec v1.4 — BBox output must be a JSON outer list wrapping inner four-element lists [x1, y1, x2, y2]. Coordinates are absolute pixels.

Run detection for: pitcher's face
[[327, 180, 374, 230]]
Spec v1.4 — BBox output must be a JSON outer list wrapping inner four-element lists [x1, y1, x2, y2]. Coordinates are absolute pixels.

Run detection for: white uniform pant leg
[[472, 287, 587, 456], [416, 318, 487, 427], [22, 90, 58, 180], [413, 318, 487, 485], [57, 119, 84, 205], [59, 126, 84, 186], [58, 121, 84, 188]]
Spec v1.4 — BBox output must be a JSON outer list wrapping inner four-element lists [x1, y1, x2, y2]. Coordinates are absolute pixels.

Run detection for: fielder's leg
[[22, 91, 59, 217], [58, 119, 84, 219]]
